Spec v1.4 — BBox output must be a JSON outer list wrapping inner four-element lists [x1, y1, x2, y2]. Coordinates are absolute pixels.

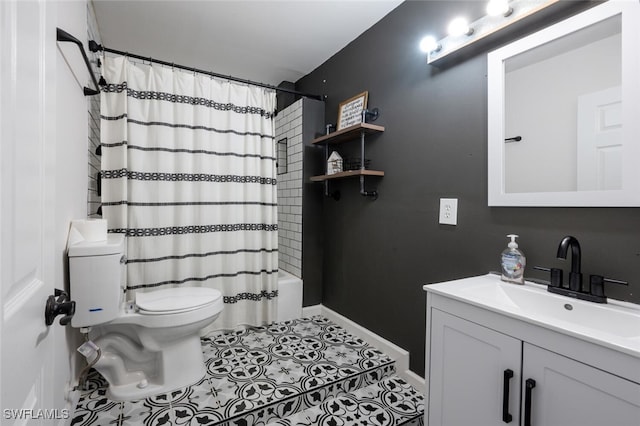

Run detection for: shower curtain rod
[[88, 41, 324, 101]]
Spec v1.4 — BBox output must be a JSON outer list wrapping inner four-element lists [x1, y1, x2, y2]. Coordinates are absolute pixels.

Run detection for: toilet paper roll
[[67, 219, 108, 249], [77, 219, 108, 242], [67, 226, 85, 247]]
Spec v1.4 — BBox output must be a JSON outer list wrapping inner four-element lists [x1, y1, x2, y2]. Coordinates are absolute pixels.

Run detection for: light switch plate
[[439, 198, 458, 225]]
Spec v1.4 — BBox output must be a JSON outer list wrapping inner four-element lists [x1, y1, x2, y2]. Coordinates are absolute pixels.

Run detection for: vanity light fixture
[[486, 0, 513, 17], [447, 17, 474, 37], [419, 35, 440, 54], [426, 0, 559, 64]]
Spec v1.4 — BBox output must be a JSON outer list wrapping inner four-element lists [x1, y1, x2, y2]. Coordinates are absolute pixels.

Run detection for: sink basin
[[425, 273, 640, 355]]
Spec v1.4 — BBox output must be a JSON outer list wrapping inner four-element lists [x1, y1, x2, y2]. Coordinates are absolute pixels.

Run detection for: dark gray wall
[[296, 1, 640, 376]]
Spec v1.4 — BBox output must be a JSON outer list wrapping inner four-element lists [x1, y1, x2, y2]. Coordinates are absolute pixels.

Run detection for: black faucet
[[556, 236, 582, 292], [535, 235, 629, 304]]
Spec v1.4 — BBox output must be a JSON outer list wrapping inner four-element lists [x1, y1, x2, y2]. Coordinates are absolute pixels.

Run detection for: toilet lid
[[136, 287, 222, 313]]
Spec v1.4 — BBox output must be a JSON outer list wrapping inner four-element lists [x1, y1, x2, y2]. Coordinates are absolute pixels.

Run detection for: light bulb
[[447, 17, 473, 37], [486, 0, 513, 17], [419, 36, 440, 53]]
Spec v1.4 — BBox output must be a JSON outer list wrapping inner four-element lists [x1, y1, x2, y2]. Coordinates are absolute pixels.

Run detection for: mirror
[[487, 1, 640, 206]]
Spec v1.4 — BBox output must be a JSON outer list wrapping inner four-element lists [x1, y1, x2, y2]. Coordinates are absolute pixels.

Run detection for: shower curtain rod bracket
[[88, 40, 102, 53], [56, 28, 101, 96]]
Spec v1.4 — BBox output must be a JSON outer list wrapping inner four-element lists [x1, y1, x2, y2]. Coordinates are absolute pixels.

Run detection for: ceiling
[[91, 0, 404, 87]]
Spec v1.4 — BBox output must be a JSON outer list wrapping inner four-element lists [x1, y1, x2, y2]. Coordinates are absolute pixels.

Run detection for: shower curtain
[[99, 55, 278, 332]]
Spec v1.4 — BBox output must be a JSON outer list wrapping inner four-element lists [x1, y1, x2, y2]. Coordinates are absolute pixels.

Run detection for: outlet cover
[[439, 198, 458, 225]]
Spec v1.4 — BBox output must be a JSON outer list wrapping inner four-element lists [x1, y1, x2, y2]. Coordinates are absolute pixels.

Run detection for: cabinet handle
[[502, 369, 514, 423], [524, 378, 536, 426]]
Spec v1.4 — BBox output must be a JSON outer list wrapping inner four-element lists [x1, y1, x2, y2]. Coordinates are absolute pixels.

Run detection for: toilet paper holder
[[45, 288, 76, 326]]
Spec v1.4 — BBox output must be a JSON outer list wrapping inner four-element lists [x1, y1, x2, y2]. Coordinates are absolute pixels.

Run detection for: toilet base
[[93, 332, 207, 401], [104, 367, 205, 401]]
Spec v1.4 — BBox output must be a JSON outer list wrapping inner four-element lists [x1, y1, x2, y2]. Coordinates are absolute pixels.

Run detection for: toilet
[[68, 234, 223, 401]]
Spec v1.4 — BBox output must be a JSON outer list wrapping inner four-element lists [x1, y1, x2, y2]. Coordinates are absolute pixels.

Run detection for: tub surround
[[275, 100, 305, 278], [276, 270, 303, 322], [275, 97, 325, 308], [87, 1, 102, 218]]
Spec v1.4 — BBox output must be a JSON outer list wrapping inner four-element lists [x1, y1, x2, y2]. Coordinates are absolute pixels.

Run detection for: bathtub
[[277, 270, 303, 322]]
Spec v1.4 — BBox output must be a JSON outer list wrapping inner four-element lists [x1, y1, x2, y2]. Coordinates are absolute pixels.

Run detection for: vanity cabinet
[[428, 309, 521, 425], [424, 276, 640, 426], [522, 343, 639, 426], [428, 309, 640, 426]]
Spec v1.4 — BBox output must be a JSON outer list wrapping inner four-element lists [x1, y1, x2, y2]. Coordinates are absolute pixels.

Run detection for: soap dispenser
[[501, 234, 526, 284]]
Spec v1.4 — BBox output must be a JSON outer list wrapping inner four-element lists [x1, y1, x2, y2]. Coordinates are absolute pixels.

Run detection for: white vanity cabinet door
[[522, 343, 640, 426], [428, 309, 522, 426]]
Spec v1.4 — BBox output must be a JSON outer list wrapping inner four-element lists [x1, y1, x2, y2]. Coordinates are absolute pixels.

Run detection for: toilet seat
[[136, 287, 222, 315]]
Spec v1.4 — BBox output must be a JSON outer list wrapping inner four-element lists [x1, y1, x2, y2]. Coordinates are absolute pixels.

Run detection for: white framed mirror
[[487, 1, 640, 206]]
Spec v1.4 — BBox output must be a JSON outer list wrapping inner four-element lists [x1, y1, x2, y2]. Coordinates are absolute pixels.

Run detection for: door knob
[[44, 289, 76, 326]]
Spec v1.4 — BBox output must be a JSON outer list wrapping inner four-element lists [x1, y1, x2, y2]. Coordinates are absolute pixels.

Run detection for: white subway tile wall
[[87, 2, 102, 218], [275, 99, 304, 278]]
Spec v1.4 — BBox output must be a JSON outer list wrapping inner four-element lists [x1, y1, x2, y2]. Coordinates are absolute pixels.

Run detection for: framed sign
[[337, 91, 368, 130]]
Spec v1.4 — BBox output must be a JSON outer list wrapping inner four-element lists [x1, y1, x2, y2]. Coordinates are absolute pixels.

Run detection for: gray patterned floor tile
[[264, 376, 424, 426], [72, 316, 418, 426]]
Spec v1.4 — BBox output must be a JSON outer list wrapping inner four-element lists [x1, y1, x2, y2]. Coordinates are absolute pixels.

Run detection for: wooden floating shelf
[[312, 122, 385, 145], [310, 169, 385, 182]]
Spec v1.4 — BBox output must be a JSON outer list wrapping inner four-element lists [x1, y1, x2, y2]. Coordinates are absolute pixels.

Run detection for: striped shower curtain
[[99, 55, 278, 332]]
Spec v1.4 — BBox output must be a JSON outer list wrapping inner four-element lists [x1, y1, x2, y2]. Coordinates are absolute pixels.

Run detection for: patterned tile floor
[[71, 316, 424, 426], [266, 376, 424, 426]]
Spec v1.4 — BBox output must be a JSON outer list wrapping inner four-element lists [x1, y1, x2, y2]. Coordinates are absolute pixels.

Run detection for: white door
[[1, 0, 56, 423], [428, 309, 522, 426], [522, 343, 640, 426], [577, 86, 623, 191]]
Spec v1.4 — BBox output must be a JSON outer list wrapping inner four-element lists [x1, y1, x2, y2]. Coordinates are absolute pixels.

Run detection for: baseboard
[[402, 369, 427, 394], [301, 304, 322, 318], [302, 304, 425, 390]]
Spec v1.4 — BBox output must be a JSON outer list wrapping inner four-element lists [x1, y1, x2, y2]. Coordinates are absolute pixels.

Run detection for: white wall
[[54, 0, 91, 415]]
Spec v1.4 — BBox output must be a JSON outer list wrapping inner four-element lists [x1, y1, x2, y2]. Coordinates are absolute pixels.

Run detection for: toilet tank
[[68, 234, 125, 327]]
